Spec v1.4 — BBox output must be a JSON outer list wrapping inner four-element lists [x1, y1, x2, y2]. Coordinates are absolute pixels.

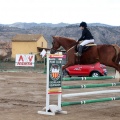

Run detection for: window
[[41, 42, 43, 47]]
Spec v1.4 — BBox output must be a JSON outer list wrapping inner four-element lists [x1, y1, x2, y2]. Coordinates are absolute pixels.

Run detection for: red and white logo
[[50, 64, 61, 81], [15, 54, 35, 67]]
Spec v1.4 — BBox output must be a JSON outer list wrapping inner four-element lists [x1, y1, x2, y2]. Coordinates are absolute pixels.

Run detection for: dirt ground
[[0, 71, 120, 120]]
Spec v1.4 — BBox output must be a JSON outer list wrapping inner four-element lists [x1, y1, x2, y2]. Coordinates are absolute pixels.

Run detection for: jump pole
[[62, 76, 115, 81], [62, 96, 120, 106], [62, 82, 120, 89], [62, 89, 120, 98]]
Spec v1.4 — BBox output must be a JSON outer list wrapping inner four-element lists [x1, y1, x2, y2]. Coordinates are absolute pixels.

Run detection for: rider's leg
[[80, 39, 94, 46], [76, 45, 83, 56], [75, 39, 94, 56], [74, 45, 83, 56]]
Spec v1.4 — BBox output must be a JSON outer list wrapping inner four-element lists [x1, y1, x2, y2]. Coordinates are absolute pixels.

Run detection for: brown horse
[[50, 36, 120, 75]]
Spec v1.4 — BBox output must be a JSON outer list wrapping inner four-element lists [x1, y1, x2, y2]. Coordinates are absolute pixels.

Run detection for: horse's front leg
[[62, 51, 76, 70], [62, 51, 76, 76], [62, 62, 74, 71], [62, 62, 74, 77]]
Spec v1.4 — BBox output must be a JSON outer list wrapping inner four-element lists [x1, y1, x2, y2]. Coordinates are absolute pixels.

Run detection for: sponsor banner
[[15, 54, 35, 67]]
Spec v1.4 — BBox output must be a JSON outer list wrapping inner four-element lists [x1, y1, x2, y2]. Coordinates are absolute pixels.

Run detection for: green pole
[[62, 82, 120, 89], [62, 76, 115, 81], [61, 97, 120, 106]]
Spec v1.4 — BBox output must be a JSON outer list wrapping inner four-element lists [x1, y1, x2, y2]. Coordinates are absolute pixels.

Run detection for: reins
[[67, 45, 76, 52], [66, 41, 79, 52]]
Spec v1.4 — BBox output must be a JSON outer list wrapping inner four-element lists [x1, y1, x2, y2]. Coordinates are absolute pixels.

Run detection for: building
[[12, 34, 47, 61]]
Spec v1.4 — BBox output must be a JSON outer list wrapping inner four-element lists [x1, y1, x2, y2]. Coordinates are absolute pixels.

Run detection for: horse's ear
[[52, 36, 56, 40], [52, 36, 54, 38], [52, 36, 58, 40], [50, 36, 54, 41]]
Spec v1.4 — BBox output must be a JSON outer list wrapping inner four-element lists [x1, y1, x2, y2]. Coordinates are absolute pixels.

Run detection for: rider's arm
[[78, 29, 86, 41]]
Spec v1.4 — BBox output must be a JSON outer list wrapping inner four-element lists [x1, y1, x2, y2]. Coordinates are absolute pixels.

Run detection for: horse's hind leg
[[110, 62, 120, 81], [114, 64, 120, 81], [115, 70, 120, 80]]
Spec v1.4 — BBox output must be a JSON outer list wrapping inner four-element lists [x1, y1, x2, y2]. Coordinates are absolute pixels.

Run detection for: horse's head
[[50, 36, 77, 54], [50, 36, 61, 54]]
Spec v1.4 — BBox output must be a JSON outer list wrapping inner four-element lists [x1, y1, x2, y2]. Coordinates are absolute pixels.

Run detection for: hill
[[0, 22, 120, 48]]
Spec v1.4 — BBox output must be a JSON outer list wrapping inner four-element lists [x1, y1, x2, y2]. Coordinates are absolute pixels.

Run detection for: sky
[[0, 0, 120, 26]]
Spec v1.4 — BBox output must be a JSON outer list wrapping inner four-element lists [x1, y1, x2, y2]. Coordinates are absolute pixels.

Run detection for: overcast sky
[[0, 0, 120, 26]]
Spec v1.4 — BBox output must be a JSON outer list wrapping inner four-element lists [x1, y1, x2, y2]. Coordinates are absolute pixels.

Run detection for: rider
[[75, 22, 95, 56]]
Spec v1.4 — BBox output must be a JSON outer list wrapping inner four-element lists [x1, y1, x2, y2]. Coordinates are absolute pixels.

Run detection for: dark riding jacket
[[78, 28, 94, 41]]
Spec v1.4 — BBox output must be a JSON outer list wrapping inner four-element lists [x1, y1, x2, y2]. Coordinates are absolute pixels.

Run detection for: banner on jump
[[49, 56, 62, 88], [15, 54, 35, 67]]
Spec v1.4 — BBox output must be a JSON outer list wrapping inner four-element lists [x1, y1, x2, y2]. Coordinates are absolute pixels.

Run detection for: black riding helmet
[[79, 22, 87, 27]]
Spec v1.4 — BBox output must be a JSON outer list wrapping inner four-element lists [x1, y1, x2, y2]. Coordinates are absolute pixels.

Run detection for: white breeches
[[80, 39, 95, 46]]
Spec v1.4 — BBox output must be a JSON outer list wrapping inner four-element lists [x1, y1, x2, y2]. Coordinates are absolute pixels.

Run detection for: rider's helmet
[[79, 22, 87, 28]]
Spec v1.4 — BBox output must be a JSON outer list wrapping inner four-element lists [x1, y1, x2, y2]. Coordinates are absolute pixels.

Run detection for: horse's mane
[[52, 36, 77, 49], [59, 36, 76, 43]]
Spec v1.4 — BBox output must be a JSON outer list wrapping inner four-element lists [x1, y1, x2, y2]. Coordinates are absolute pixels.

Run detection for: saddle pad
[[86, 44, 97, 46]]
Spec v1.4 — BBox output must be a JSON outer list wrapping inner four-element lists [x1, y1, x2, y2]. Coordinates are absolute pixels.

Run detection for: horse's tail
[[118, 47, 120, 64], [118, 47, 120, 63]]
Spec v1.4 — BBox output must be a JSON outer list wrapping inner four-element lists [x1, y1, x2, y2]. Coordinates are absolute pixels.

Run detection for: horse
[[50, 36, 120, 79]]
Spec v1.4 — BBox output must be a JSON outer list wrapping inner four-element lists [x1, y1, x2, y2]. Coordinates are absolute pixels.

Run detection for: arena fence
[[0, 61, 45, 72]]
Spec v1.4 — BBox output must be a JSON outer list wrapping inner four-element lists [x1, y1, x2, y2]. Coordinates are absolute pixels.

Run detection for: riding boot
[[75, 45, 83, 56]]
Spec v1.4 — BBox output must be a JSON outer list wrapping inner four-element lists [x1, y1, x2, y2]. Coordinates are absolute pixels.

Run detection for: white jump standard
[[38, 54, 67, 115]]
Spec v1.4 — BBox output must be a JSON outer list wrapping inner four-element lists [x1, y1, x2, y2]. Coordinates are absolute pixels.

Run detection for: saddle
[[75, 43, 97, 53]]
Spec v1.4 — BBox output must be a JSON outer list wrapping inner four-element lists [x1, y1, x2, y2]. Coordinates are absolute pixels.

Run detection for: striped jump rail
[[61, 96, 120, 106], [62, 90, 120, 98], [62, 82, 120, 89], [62, 76, 115, 81]]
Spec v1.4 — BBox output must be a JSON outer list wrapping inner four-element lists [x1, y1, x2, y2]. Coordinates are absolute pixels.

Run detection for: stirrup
[[74, 52, 81, 56]]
